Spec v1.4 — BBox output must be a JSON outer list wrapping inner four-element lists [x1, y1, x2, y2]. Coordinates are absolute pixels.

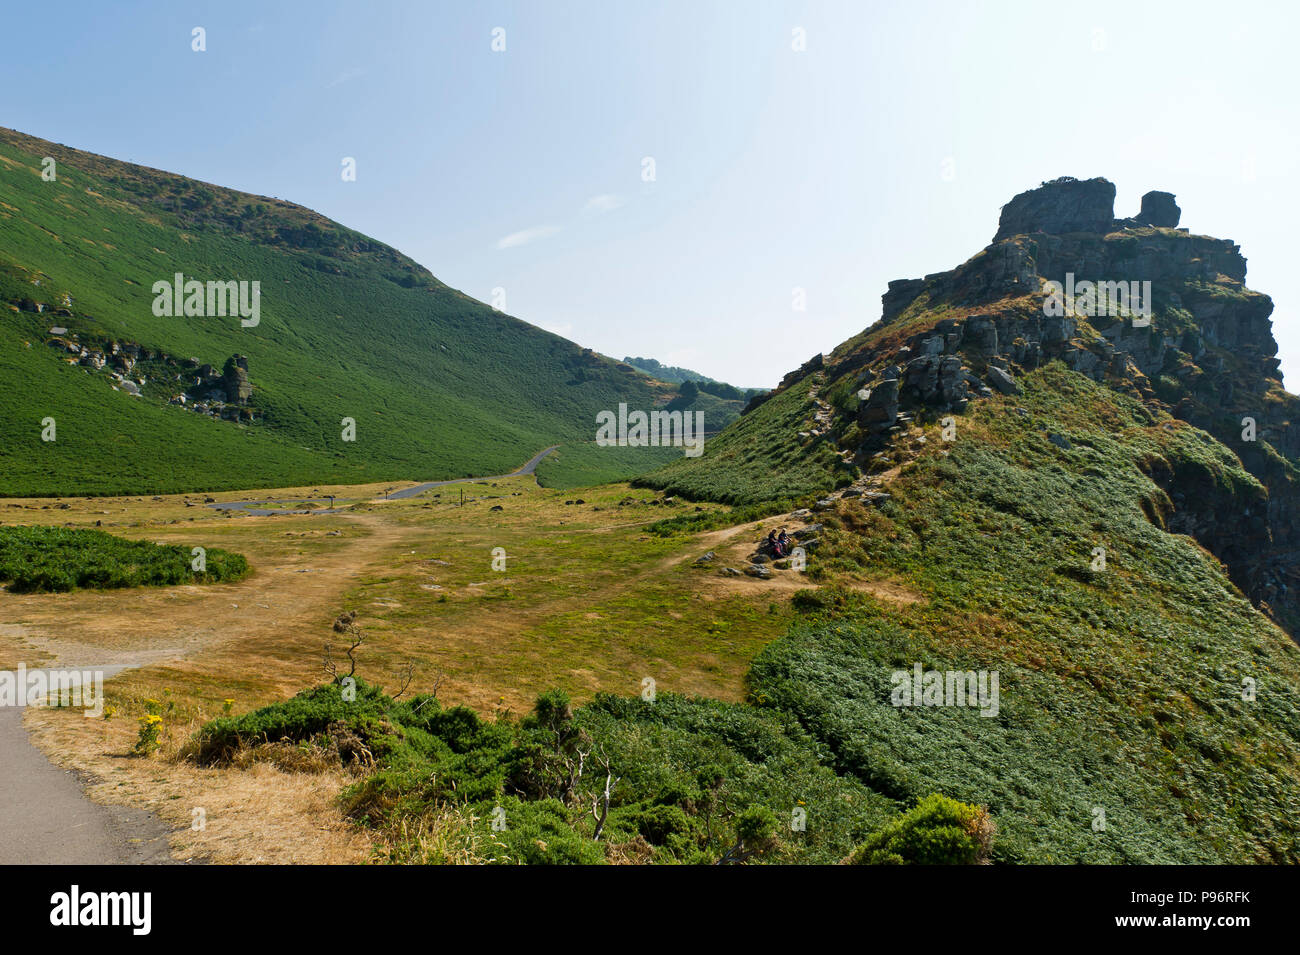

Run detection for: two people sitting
[[766, 528, 793, 559]]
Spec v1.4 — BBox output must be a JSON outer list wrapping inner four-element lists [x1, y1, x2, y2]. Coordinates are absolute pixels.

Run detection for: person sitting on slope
[[777, 528, 792, 557], [766, 530, 782, 558]]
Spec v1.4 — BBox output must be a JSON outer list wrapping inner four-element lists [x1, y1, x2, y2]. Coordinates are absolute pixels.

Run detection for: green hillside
[[0, 127, 679, 495], [623, 179, 1300, 861], [638, 375, 853, 503], [624, 355, 764, 394], [748, 368, 1300, 861]]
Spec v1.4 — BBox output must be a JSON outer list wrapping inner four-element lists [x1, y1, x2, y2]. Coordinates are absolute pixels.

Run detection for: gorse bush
[[846, 794, 994, 865], [190, 681, 910, 864], [0, 525, 248, 592]]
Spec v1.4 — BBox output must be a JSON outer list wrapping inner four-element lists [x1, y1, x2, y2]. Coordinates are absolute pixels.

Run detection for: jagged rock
[[794, 524, 823, 539], [993, 176, 1116, 241], [1136, 191, 1180, 228], [965, 315, 998, 355], [883, 278, 926, 323], [813, 498, 836, 512], [859, 377, 900, 432], [694, 551, 716, 565], [744, 563, 773, 579], [719, 567, 743, 577], [917, 336, 945, 357], [777, 353, 824, 390], [222, 355, 252, 404], [1048, 433, 1073, 450]]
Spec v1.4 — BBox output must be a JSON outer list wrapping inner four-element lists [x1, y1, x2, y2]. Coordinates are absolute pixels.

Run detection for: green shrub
[[486, 798, 607, 865], [0, 525, 248, 593], [847, 794, 994, 865]]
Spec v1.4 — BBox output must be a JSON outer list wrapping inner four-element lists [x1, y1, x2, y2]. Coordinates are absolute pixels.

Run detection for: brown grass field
[[1, 473, 916, 862]]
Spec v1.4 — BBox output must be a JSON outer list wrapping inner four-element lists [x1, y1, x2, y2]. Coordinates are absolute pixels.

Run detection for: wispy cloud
[[496, 225, 561, 250], [583, 193, 625, 214], [327, 67, 366, 88]]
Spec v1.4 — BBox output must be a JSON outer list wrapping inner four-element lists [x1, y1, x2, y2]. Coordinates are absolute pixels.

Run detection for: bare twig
[[391, 663, 416, 700]]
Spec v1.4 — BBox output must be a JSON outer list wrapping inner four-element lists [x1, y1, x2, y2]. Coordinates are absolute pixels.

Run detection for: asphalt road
[[0, 666, 175, 864], [209, 445, 560, 514]]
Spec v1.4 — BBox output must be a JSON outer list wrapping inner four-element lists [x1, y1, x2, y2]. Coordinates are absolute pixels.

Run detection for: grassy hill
[[0, 127, 682, 495], [747, 368, 1300, 861], [638, 374, 854, 503], [621, 179, 1300, 861]]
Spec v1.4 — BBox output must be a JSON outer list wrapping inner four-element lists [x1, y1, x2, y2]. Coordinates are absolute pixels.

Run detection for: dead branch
[[391, 662, 416, 700], [589, 748, 618, 841]]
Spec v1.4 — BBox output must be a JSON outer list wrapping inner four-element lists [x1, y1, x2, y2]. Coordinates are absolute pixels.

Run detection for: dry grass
[[24, 706, 371, 864], [2, 472, 903, 863]]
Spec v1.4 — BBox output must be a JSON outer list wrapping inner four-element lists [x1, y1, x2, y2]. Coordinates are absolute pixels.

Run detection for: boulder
[[987, 366, 1020, 395], [1136, 191, 1180, 228], [858, 377, 900, 431]]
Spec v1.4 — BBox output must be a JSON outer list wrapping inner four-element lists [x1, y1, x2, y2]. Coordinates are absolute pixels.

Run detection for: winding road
[[207, 445, 559, 515]]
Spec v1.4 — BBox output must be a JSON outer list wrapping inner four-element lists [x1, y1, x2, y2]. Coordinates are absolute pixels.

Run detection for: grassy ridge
[[0, 127, 670, 494], [748, 367, 1300, 862], [635, 376, 851, 503]]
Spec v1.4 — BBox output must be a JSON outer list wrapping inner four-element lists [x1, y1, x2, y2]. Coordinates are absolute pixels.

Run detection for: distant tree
[[698, 380, 742, 401], [679, 379, 699, 402]]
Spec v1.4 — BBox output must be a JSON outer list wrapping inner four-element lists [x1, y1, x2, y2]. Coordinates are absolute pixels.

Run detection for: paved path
[[208, 445, 560, 514], [0, 667, 175, 864]]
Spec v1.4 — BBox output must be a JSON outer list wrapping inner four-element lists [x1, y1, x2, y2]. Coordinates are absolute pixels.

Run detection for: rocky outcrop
[[41, 326, 255, 421], [222, 355, 252, 404], [993, 177, 1117, 241], [818, 176, 1300, 637], [778, 353, 824, 390], [858, 371, 900, 433]]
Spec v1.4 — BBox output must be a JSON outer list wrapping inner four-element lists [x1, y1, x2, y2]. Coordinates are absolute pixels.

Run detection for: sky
[[3, 0, 1298, 388]]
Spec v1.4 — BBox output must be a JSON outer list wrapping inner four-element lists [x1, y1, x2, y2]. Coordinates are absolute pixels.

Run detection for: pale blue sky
[[3, 0, 1297, 387]]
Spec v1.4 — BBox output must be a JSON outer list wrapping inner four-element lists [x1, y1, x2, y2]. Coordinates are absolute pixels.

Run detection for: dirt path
[[1, 510, 417, 865], [1, 447, 566, 865]]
